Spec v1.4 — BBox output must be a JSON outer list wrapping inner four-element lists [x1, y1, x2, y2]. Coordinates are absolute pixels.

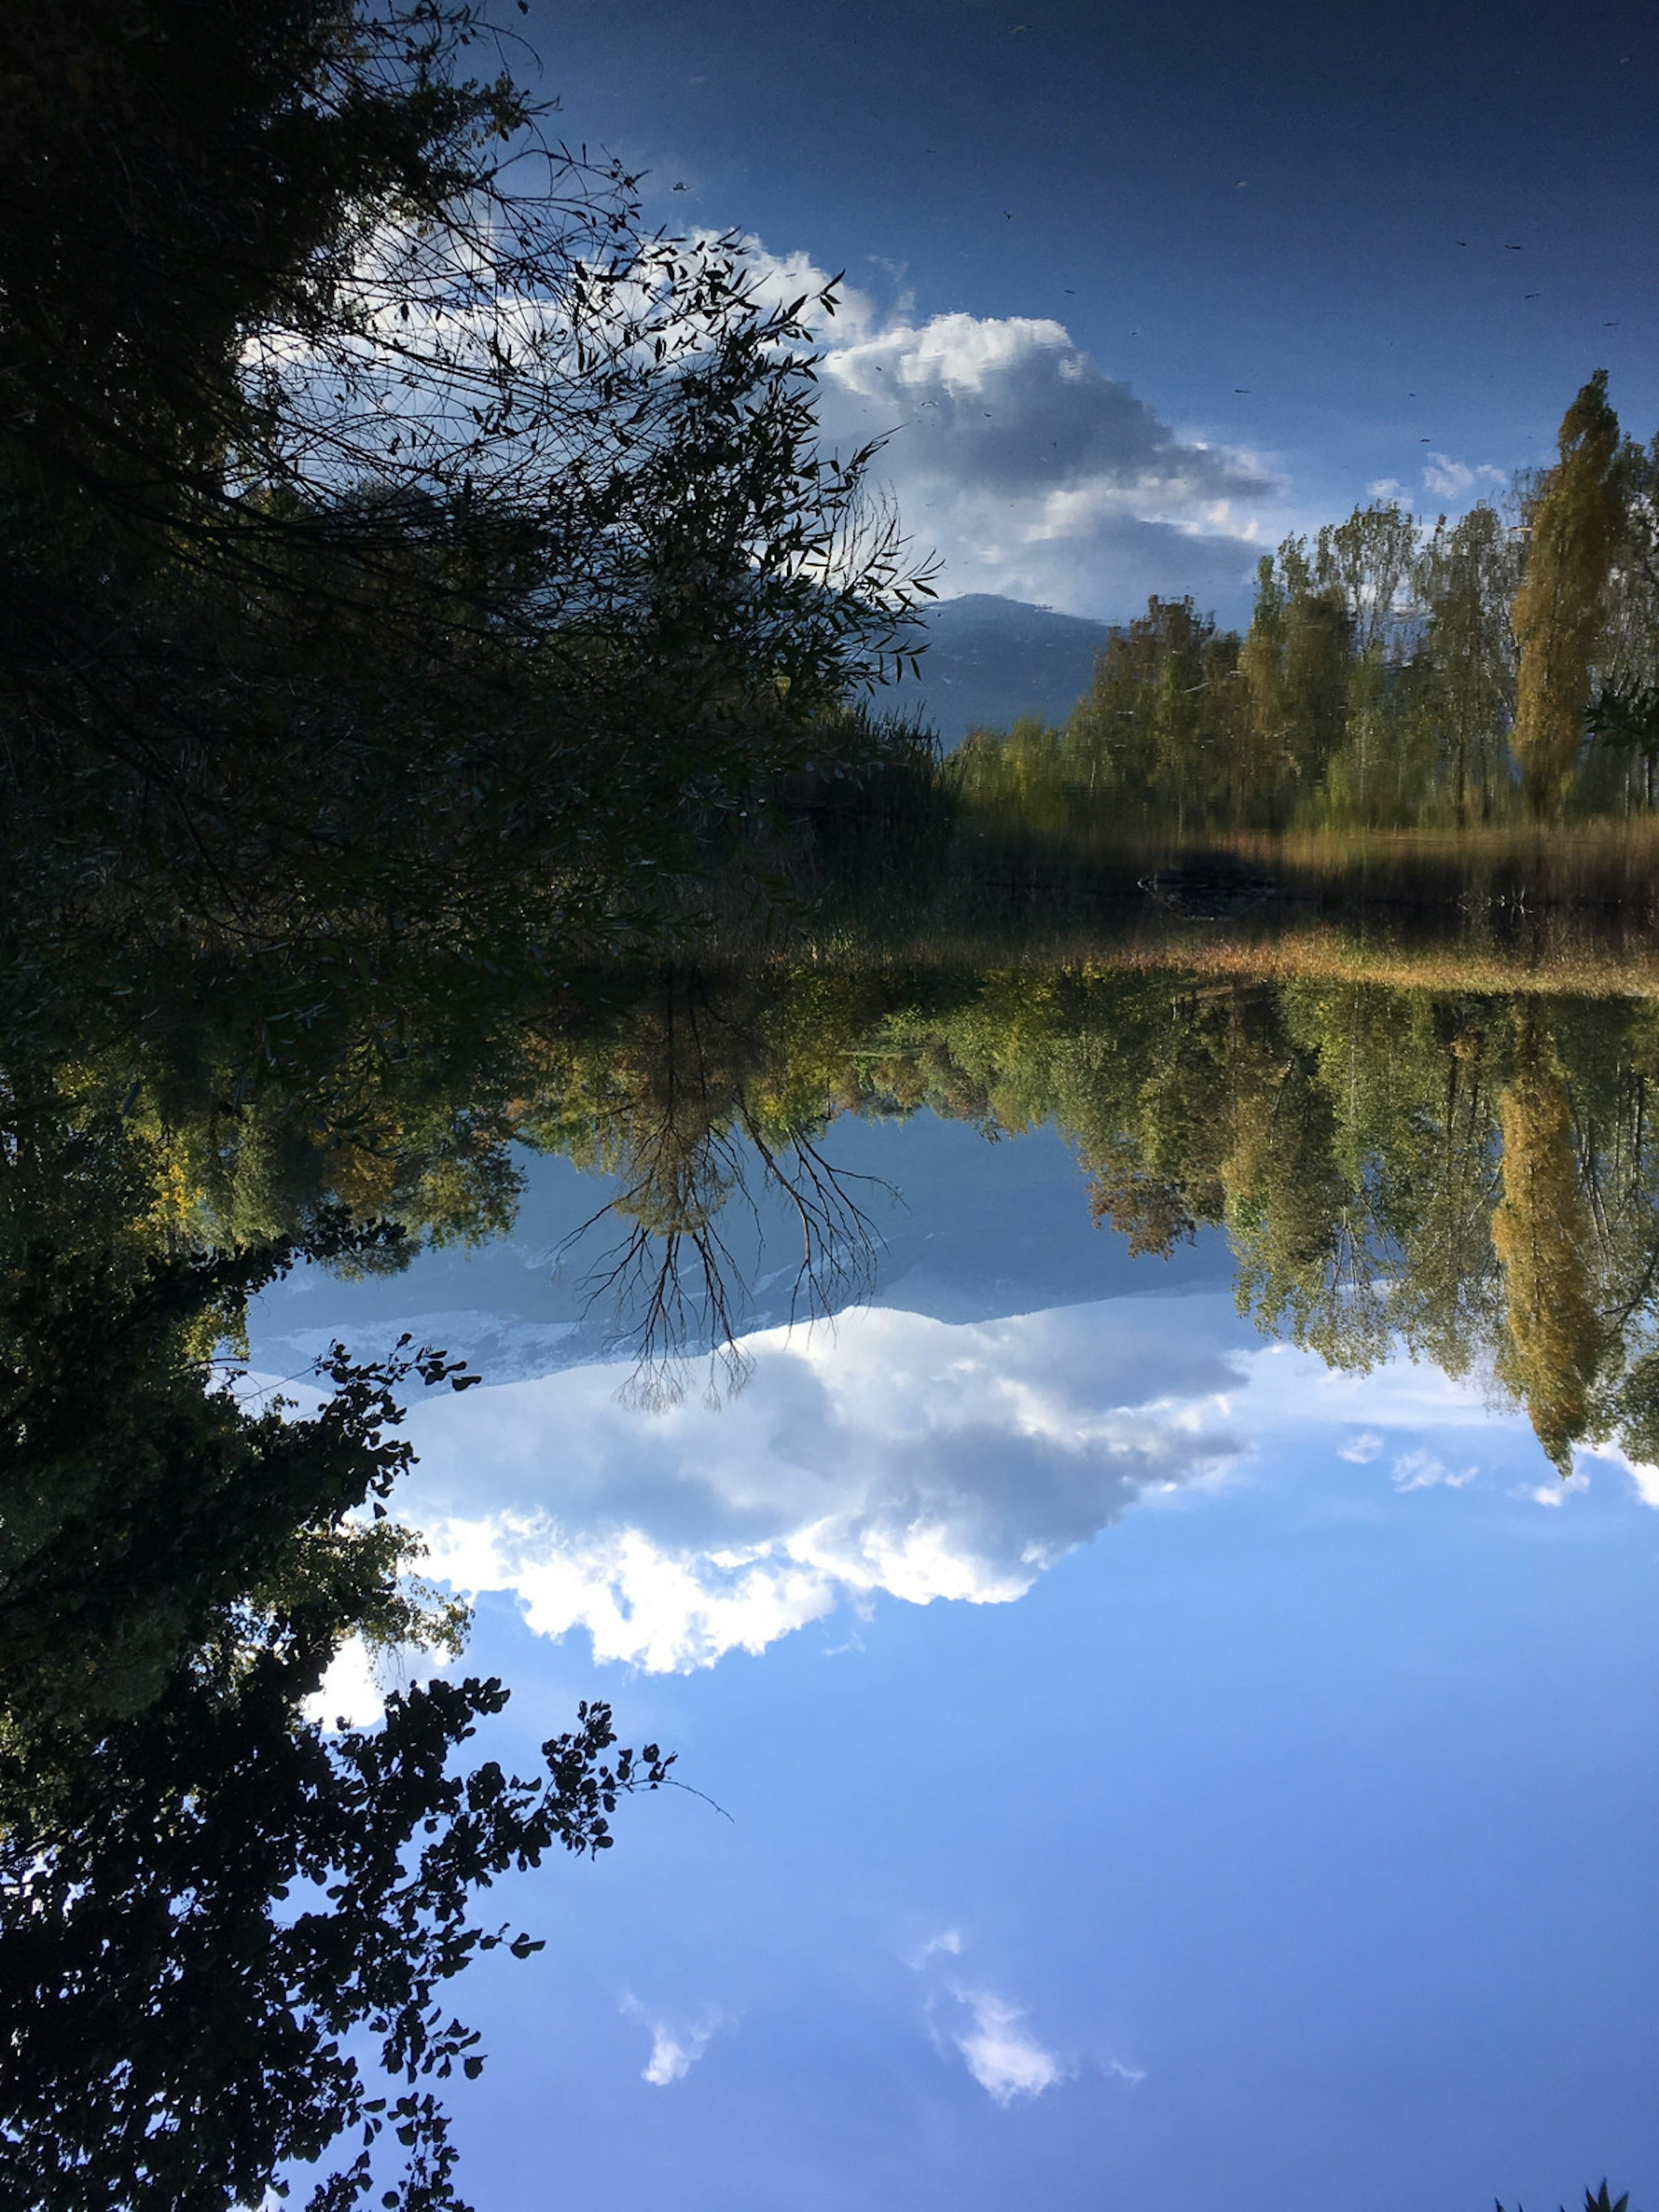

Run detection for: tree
[[0, 1226, 470, 1751], [0, 1, 932, 933], [1510, 371, 1624, 816], [1317, 499, 1418, 663], [1238, 537, 1351, 809], [0, 1666, 669, 2212], [1065, 597, 1225, 830], [1585, 430, 1659, 809], [0, 1212, 674, 2211], [1491, 1022, 1602, 1470], [1414, 503, 1518, 823]]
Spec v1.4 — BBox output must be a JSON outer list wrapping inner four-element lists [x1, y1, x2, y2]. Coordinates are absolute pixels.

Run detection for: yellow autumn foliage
[[1510, 370, 1623, 816], [1491, 1025, 1601, 1470]]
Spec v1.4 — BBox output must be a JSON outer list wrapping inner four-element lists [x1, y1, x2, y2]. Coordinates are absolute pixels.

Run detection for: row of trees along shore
[[953, 371, 1659, 832]]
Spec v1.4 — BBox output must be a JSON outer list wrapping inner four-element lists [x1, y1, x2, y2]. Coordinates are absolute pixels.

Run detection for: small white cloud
[[1527, 1472, 1589, 1508], [1367, 477, 1407, 500], [1423, 453, 1475, 496], [621, 1996, 725, 2086], [1423, 454, 1509, 500], [1101, 2057, 1147, 2084], [908, 1928, 964, 1968], [950, 1986, 1072, 2105], [1391, 1449, 1478, 1492], [1339, 1431, 1383, 1464]]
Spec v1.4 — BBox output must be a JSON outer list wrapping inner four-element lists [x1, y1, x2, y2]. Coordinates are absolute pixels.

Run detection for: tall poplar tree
[[1510, 370, 1624, 817], [1490, 1024, 1602, 1471]]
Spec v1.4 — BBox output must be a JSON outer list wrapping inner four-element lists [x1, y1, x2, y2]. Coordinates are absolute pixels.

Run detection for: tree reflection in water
[[11, 906, 1659, 2201]]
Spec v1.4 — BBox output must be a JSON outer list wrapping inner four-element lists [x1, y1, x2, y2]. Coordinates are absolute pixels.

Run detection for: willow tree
[[1510, 370, 1624, 817]]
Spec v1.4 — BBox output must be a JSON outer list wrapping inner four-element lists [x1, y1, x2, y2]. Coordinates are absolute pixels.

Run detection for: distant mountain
[[248, 1115, 1230, 1391], [883, 592, 1115, 749]]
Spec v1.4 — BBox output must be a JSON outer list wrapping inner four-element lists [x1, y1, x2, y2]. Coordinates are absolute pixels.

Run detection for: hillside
[[884, 592, 1114, 747]]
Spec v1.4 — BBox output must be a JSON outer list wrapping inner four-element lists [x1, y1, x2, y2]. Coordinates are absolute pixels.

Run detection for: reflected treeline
[[33, 943, 1659, 1477], [0, 1092, 671, 2211], [950, 371, 1659, 832], [510, 962, 1659, 1478], [10, 882, 1659, 2199]]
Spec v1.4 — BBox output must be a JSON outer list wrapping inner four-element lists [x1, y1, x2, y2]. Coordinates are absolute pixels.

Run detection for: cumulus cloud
[[1390, 1449, 1478, 1493], [1338, 1431, 1383, 1464], [621, 1996, 725, 2085], [726, 236, 1275, 618], [1421, 454, 1508, 500], [382, 1287, 1598, 1683], [403, 1301, 1246, 1672], [949, 1987, 1072, 2105]]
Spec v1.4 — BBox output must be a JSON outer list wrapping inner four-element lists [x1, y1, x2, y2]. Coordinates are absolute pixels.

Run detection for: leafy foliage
[[1496, 2186, 1632, 2212], [1512, 372, 1626, 815], [0, 0, 933, 944], [0, 1672, 669, 2212], [0, 1199, 671, 2211]]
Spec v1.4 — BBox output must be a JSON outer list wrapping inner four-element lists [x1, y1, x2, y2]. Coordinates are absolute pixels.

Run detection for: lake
[[238, 952, 1659, 2211]]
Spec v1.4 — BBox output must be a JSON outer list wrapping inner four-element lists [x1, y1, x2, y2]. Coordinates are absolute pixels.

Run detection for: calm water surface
[[251, 1066, 1659, 2212]]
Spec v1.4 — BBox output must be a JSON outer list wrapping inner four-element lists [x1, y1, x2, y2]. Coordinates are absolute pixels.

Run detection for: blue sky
[[264, 1113, 1659, 2210], [516, 0, 1659, 623], [416, 1411, 1659, 2212]]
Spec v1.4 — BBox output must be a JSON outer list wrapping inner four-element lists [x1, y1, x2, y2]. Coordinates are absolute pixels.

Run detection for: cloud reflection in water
[[404, 1300, 1246, 1672]]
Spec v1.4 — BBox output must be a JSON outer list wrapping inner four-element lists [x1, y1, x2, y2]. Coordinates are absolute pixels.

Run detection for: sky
[[259, 1114, 1659, 2212], [509, 0, 1659, 624]]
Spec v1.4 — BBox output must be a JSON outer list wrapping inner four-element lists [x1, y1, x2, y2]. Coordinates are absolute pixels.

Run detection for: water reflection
[[402, 1298, 1246, 1670], [266, 957, 1659, 1480], [9, 934, 1659, 2205]]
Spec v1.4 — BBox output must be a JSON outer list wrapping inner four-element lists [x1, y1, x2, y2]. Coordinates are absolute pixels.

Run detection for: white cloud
[[404, 1300, 1247, 1672], [1575, 1442, 1659, 1509], [1390, 1449, 1478, 1493], [1527, 1472, 1589, 1508], [302, 1636, 388, 1731], [908, 1928, 964, 1968], [378, 1289, 1602, 1683], [949, 1987, 1072, 2105], [1234, 1338, 1514, 1439], [1422, 454, 1508, 500], [1338, 1430, 1383, 1464], [621, 1996, 725, 2085], [301, 1633, 458, 1732], [725, 235, 1275, 619]]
